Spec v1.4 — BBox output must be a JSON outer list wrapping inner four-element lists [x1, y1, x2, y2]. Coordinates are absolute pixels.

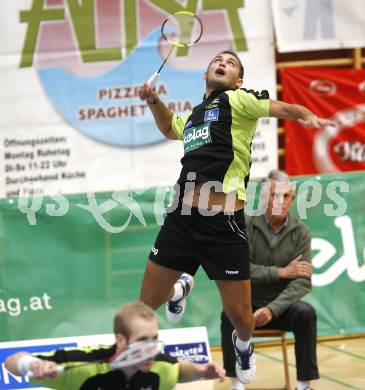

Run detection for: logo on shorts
[[151, 247, 159, 256], [204, 108, 219, 122], [183, 123, 212, 153], [225, 270, 239, 275]]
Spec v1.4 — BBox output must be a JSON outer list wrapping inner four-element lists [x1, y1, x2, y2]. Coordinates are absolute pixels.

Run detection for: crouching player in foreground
[[5, 301, 225, 390]]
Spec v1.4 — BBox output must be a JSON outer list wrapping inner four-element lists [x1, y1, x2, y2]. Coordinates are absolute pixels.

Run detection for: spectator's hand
[[298, 116, 335, 129], [200, 363, 226, 382], [278, 255, 312, 279], [138, 83, 159, 104], [254, 307, 273, 327], [30, 359, 59, 379]]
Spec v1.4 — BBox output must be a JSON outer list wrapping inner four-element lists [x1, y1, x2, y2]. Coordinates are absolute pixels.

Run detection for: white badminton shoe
[[232, 330, 256, 384], [166, 273, 194, 323]]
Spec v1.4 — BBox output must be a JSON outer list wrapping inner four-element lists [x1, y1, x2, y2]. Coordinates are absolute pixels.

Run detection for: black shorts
[[149, 204, 250, 280]]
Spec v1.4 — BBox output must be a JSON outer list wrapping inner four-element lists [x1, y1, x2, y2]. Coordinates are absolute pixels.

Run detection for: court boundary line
[[256, 349, 363, 390]]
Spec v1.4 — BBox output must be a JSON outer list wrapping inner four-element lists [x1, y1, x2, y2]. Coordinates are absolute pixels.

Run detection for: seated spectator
[[221, 170, 319, 390]]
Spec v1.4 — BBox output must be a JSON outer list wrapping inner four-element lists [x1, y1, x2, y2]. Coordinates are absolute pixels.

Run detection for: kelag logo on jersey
[[164, 342, 209, 364], [204, 108, 220, 122], [183, 124, 212, 153], [0, 343, 76, 389]]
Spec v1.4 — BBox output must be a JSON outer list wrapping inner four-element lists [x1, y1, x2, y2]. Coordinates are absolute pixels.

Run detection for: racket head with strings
[[147, 11, 203, 87], [109, 339, 164, 369], [161, 11, 203, 48]]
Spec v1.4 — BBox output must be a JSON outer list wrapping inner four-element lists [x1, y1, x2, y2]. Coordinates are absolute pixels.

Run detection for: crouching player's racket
[[147, 10, 203, 87], [27, 339, 164, 378]]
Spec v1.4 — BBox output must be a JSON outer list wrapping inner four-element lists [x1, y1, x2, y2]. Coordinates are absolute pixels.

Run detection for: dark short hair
[[210, 50, 244, 78]]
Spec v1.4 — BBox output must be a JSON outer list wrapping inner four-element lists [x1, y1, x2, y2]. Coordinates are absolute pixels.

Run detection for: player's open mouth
[[215, 68, 225, 76]]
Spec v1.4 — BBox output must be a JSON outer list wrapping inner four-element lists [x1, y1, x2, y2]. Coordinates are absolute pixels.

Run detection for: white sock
[[230, 377, 244, 390], [235, 335, 251, 352], [170, 282, 184, 301], [296, 380, 311, 390]]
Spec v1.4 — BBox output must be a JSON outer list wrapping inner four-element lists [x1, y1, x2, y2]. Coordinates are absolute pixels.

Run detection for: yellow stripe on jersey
[[171, 112, 191, 140], [223, 89, 270, 200]]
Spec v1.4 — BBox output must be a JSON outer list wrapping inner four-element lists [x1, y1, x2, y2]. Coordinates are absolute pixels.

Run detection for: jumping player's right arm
[[138, 83, 177, 140]]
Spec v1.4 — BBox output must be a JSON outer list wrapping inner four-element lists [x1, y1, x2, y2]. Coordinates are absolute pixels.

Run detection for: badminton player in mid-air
[[5, 301, 225, 389], [138, 48, 333, 385]]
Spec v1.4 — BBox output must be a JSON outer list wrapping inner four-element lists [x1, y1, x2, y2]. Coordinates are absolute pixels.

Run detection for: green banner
[[0, 171, 364, 346]]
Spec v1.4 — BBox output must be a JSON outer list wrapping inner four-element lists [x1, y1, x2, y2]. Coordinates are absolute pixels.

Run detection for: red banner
[[282, 68, 365, 175]]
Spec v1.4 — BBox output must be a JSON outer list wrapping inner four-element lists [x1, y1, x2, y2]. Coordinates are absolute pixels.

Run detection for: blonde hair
[[113, 301, 156, 338]]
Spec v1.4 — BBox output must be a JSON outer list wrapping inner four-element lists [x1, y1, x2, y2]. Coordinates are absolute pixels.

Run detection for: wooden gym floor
[[176, 335, 365, 390]]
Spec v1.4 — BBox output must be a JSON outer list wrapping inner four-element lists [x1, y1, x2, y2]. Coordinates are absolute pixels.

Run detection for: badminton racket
[[27, 339, 164, 378], [147, 10, 203, 87]]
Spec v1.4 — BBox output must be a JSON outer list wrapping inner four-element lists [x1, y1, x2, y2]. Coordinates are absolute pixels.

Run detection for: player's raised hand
[[298, 115, 335, 129], [138, 83, 158, 104]]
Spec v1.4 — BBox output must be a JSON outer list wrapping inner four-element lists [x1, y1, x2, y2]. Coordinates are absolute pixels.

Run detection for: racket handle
[[26, 365, 65, 379], [147, 71, 159, 88]]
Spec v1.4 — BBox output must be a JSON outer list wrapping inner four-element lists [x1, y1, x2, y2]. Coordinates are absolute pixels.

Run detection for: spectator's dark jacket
[[246, 213, 312, 317]]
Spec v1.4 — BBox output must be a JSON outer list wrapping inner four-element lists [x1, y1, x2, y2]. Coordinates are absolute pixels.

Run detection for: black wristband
[[147, 98, 159, 105]]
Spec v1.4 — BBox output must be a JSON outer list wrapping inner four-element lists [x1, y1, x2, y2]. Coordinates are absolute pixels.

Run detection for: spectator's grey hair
[[260, 169, 295, 197], [266, 169, 291, 182]]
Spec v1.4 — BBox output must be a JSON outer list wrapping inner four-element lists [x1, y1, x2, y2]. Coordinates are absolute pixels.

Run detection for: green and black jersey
[[30, 344, 179, 390], [171, 88, 270, 200]]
